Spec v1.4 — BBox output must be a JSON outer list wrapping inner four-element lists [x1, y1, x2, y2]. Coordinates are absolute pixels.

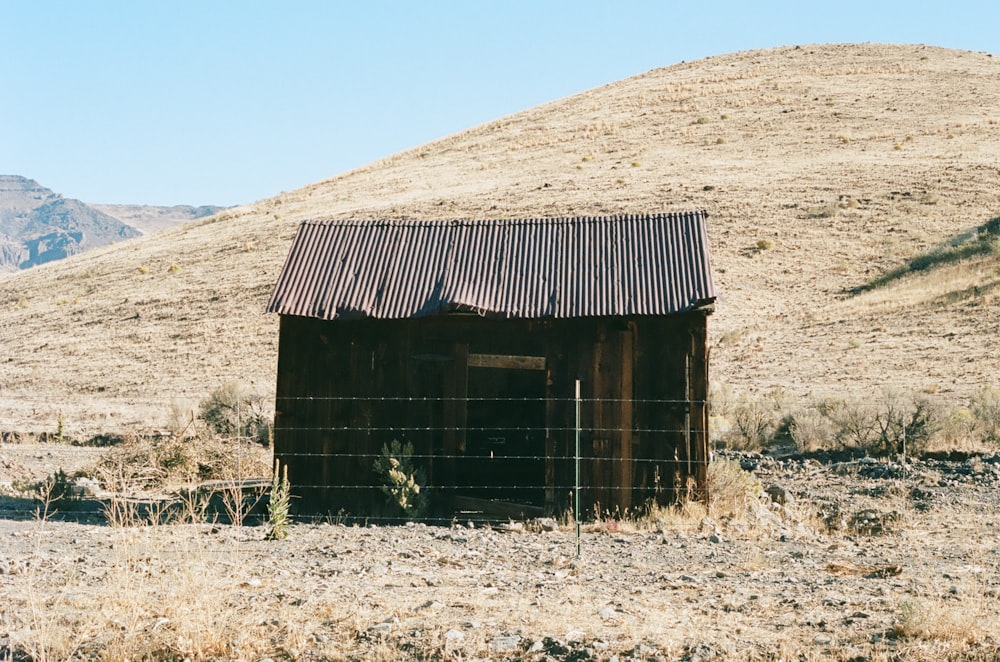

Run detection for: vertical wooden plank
[[617, 325, 633, 512], [688, 312, 711, 499], [587, 323, 605, 516], [543, 338, 561, 514], [442, 342, 468, 507]]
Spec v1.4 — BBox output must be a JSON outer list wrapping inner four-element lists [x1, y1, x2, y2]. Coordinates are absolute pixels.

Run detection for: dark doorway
[[460, 363, 546, 507]]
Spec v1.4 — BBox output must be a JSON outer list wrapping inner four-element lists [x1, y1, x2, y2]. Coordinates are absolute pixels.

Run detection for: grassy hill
[[1, 43, 998, 437]]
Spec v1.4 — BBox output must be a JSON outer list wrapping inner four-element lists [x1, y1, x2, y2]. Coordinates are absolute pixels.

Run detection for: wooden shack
[[266, 212, 717, 519]]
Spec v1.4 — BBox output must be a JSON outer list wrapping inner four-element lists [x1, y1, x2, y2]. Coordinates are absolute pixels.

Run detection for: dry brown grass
[[93, 432, 272, 495]]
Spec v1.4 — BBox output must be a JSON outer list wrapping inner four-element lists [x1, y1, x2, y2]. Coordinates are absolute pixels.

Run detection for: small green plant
[[694, 116, 709, 125], [373, 439, 427, 518], [167, 264, 181, 273], [756, 239, 774, 251], [266, 460, 291, 540], [630, 161, 641, 167], [41, 469, 73, 501], [137, 265, 149, 274]]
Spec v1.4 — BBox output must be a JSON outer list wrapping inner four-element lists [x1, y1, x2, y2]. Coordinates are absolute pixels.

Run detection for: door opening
[[460, 361, 546, 507]]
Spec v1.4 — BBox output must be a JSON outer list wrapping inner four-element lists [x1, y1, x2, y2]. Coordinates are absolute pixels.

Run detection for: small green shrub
[[373, 439, 427, 518], [38, 469, 74, 502], [756, 239, 774, 251], [266, 460, 291, 540]]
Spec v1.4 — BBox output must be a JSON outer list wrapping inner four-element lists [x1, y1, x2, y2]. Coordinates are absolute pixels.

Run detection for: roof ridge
[[301, 211, 708, 228]]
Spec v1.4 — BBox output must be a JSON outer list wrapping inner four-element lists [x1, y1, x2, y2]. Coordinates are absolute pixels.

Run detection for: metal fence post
[[575, 379, 581, 558]]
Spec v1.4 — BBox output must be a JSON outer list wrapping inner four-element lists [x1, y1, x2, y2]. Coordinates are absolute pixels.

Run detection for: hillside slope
[[93, 203, 228, 235], [1, 43, 998, 435]]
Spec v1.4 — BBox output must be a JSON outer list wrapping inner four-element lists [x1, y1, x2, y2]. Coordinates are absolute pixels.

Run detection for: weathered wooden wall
[[273, 312, 711, 518]]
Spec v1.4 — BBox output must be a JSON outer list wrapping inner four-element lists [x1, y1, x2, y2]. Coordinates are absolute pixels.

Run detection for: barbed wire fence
[[0, 388, 711, 536]]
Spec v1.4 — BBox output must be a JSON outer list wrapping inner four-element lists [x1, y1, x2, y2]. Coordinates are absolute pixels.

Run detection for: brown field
[[2, 43, 1000, 660]]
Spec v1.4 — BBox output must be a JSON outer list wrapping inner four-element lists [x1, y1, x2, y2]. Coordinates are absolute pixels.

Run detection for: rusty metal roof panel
[[265, 212, 716, 320]]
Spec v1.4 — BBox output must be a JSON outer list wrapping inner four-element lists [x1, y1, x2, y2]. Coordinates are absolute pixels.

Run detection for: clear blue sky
[[2, 1, 997, 207]]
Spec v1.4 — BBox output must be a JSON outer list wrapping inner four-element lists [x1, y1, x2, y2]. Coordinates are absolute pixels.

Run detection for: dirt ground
[[2, 443, 999, 661]]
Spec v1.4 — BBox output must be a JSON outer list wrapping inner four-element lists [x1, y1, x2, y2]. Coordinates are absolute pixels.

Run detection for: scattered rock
[[413, 599, 444, 613], [368, 617, 398, 633], [765, 484, 794, 505], [490, 634, 520, 652], [535, 517, 559, 531]]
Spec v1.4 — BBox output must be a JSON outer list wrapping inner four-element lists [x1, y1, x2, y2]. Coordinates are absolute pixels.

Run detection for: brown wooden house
[[265, 212, 717, 520]]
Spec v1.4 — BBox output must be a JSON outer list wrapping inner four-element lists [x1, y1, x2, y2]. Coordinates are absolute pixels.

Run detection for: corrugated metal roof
[[266, 212, 716, 320]]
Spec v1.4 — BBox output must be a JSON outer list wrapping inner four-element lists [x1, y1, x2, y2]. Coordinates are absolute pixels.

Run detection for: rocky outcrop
[[0, 175, 141, 271]]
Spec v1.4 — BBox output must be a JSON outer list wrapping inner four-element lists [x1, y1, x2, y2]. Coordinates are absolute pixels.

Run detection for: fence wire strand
[[1, 392, 709, 524]]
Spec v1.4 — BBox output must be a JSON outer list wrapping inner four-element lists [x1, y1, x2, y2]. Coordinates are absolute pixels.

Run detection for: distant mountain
[[93, 203, 227, 235], [0, 175, 224, 271], [0, 175, 141, 271]]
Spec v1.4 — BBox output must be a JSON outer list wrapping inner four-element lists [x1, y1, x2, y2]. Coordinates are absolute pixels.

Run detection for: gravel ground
[[2, 450, 1000, 661]]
